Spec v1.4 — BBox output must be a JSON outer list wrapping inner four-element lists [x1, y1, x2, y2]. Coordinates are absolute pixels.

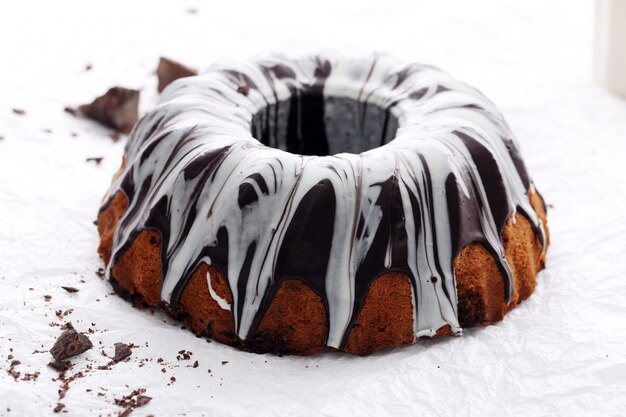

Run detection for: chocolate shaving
[[157, 57, 197, 93], [61, 286, 79, 293], [78, 87, 139, 134], [12, 108, 25, 115], [53, 403, 65, 413], [50, 329, 93, 362]]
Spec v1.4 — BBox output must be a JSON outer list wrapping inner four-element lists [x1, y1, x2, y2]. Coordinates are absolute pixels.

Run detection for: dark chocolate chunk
[[113, 343, 132, 363], [78, 87, 140, 134], [61, 286, 79, 293], [157, 57, 197, 93], [50, 329, 93, 361]]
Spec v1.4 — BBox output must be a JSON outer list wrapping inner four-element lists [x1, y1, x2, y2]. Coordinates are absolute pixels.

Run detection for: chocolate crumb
[[43, 295, 52, 302], [53, 403, 65, 413], [221, 361, 228, 365], [22, 371, 40, 381], [85, 157, 103, 165], [61, 286, 79, 293], [96, 268, 105, 278], [157, 57, 197, 93], [12, 108, 26, 115], [113, 343, 132, 363], [78, 87, 140, 134], [50, 329, 93, 361], [64, 106, 79, 116], [193, 360, 199, 368], [7, 360, 21, 380], [85, 64, 93, 71], [237, 85, 250, 96]]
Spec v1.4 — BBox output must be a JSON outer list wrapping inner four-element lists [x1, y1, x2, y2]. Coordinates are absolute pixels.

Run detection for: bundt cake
[[97, 54, 549, 356]]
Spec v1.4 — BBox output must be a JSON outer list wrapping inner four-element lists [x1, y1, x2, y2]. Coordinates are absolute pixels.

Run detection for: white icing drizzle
[[206, 271, 231, 312]]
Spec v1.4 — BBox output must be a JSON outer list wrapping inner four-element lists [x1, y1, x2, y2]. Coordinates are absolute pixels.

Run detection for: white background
[[1, 0, 625, 416]]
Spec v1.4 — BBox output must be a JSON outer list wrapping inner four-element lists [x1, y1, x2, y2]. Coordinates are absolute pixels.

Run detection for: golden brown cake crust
[[98, 185, 548, 356]]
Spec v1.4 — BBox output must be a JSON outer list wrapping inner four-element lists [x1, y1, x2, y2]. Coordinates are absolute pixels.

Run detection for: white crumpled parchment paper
[[1, 0, 625, 416]]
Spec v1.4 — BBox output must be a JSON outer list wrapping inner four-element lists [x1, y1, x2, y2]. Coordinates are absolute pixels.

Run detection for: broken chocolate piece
[[157, 57, 197, 93], [113, 343, 132, 363], [61, 286, 79, 293], [50, 329, 93, 361], [78, 87, 139, 134]]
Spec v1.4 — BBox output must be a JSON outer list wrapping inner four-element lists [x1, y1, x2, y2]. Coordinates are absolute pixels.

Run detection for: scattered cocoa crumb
[[221, 361, 228, 365], [12, 108, 26, 115], [60, 322, 74, 331], [43, 128, 53, 134], [113, 343, 133, 363], [157, 57, 197, 93], [96, 268, 105, 278], [7, 359, 21, 380], [85, 157, 103, 165], [186, 8, 198, 14], [53, 403, 65, 413], [176, 350, 192, 361], [114, 388, 152, 416], [77, 87, 140, 134], [43, 295, 52, 302], [169, 376, 176, 384], [193, 360, 199, 368], [237, 85, 250, 96], [61, 286, 79, 293], [50, 329, 93, 362], [64, 106, 79, 116], [85, 63, 93, 71], [21, 371, 40, 381]]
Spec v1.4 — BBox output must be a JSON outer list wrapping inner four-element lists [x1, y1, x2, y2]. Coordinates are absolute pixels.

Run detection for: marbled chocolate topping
[[101, 54, 547, 349]]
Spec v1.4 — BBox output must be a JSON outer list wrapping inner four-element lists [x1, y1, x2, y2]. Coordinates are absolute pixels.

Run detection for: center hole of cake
[[251, 93, 400, 156]]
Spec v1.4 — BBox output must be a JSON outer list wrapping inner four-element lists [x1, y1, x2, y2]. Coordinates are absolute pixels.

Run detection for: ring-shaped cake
[[97, 54, 549, 355]]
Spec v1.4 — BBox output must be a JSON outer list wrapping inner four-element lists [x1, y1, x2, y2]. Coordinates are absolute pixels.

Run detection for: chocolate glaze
[[101, 54, 547, 349]]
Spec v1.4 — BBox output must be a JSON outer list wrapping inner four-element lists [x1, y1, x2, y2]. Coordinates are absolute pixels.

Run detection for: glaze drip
[[102, 54, 547, 349]]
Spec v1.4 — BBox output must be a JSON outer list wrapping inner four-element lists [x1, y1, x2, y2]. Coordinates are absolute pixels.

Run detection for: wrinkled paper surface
[[1, 1, 625, 416]]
